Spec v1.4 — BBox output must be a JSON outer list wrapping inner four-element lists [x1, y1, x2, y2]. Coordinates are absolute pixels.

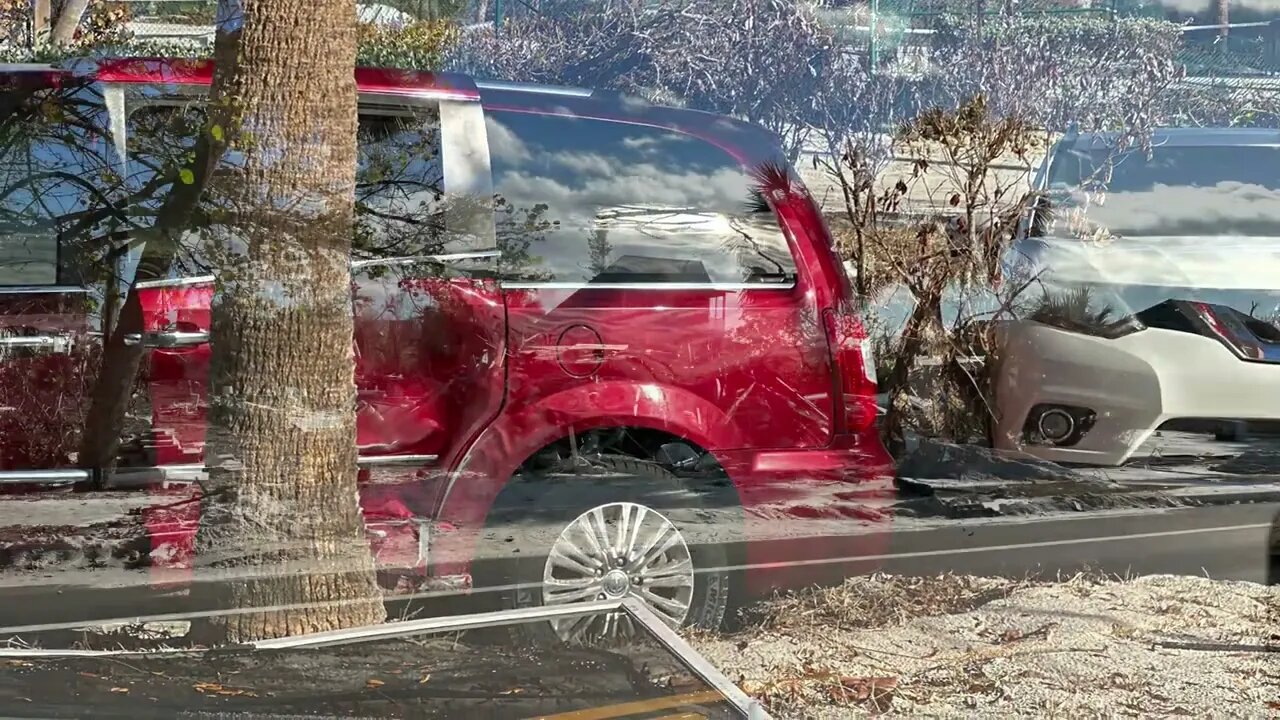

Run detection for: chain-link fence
[[817, 0, 1280, 79], [467, 1, 1280, 79]]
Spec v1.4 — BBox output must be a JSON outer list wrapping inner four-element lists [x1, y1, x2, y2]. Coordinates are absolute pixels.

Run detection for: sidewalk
[[691, 573, 1280, 718]]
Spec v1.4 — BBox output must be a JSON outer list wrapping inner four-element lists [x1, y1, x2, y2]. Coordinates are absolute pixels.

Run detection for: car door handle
[[125, 330, 210, 348], [0, 335, 74, 353]]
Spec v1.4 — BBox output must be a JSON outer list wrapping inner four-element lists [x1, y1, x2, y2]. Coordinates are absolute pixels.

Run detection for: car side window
[[485, 110, 797, 285], [352, 102, 449, 267], [0, 79, 119, 288], [120, 98, 454, 283]]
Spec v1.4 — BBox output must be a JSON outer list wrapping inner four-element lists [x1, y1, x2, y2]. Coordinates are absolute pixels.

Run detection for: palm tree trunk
[[49, 0, 90, 45], [194, 0, 384, 643], [32, 0, 51, 46]]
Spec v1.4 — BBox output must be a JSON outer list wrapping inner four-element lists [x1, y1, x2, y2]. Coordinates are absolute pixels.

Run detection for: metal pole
[[1270, 19, 1280, 73], [494, 0, 504, 27], [870, 0, 879, 73]]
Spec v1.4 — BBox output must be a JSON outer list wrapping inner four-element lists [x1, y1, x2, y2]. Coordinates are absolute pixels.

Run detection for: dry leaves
[[829, 676, 898, 712], [192, 682, 258, 698], [748, 573, 1030, 632], [743, 666, 901, 714], [997, 623, 1056, 645]]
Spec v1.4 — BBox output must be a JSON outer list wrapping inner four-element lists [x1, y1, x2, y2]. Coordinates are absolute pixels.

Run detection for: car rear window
[[485, 110, 798, 285]]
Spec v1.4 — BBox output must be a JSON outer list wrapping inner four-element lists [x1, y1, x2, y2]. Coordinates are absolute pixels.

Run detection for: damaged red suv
[[0, 58, 892, 633]]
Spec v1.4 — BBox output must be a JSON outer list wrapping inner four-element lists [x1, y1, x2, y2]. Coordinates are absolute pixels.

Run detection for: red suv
[[0, 59, 892, 633]]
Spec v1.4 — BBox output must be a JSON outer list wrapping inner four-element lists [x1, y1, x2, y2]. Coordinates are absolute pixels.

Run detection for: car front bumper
[[994, 322, 1280, 466]]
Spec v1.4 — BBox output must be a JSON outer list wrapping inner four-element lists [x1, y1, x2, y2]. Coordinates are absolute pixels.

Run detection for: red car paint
[[0, 59, 893, 600]]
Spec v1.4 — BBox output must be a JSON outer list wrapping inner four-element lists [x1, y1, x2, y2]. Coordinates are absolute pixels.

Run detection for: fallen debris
[[693, 573, 1280, 718]]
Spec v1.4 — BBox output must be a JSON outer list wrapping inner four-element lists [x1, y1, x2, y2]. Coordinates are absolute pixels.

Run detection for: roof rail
[[474, 79, 593, 97], [0, 63, 57, 72]]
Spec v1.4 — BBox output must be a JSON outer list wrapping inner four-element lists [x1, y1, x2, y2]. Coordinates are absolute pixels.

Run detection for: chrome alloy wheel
[[542, 501, 695, 643]]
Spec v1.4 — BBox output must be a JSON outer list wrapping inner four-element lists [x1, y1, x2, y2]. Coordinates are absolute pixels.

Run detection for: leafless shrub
[[927, 14, 1186, 138], [449, 0, 840, 158], [814, 14, 1197, 453]]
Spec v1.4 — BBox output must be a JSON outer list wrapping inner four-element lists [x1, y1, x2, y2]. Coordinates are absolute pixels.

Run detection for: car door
[[0, 72, 128, 488], [131, 91, 504, 470], [117, 84, 504, 574], [485, 108, 835, 450]]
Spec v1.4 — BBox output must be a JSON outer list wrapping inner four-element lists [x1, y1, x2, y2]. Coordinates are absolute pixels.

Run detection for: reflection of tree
[[1, 77, 142, 473], [587, 226, 612, 279], [0, 79, 124, 290], [1029, 286, 1117, 333], [494, 195, 557, 282], [724, 160, 796, 282], [352, 111, 446, 264]]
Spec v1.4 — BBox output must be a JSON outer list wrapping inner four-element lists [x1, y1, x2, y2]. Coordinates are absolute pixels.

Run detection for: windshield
[[1, 2, 1278, 719], [1045, 143, 1280, 237]]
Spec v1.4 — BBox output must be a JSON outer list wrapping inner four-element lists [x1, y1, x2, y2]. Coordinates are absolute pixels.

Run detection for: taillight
[[823, 308, 878, 434]]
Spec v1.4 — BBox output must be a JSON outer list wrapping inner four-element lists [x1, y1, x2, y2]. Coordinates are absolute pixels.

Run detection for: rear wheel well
[[518, 426, 729, 482], [495, 426, 749, 618], [509, 424, 745, 554]]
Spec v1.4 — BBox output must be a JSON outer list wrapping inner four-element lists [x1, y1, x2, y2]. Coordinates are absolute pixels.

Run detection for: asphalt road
[[881, 501, 1280, 582], [1, 501, 1275, 634]]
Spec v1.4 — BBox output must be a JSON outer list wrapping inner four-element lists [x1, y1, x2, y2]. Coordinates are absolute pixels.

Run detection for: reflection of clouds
[[1028, 234, 1280, 299], [1071, 181, 1280, 236], [495, 165, 763, 280], [485, 118, 532, 166], [594, 205, 781, 244], [496, 164, 749, 219], [486, 111, 788, 283], [550, 151, 620, 177], [621, 134, 665, 151]]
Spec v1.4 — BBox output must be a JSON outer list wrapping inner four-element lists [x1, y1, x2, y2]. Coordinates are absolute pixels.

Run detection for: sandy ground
[[690, 573, 1280, 719]]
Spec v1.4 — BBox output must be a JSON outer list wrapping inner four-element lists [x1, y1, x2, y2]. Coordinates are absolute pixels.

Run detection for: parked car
[[0, 58, 892, 634], [995, 128, 1280, 466]]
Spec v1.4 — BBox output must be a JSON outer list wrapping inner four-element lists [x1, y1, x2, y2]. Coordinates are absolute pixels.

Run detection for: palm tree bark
[[49, 0, 90, 45], [32, 0, 51, 45], [194, 0, 384, 642]]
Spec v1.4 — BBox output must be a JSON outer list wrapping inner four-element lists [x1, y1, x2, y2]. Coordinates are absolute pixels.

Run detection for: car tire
[[474, 454, 733, 645]]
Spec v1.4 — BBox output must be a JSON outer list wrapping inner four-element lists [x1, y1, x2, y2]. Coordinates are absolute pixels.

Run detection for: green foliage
[[355, 19, 461, 69], [0, 20, 461, 71]]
